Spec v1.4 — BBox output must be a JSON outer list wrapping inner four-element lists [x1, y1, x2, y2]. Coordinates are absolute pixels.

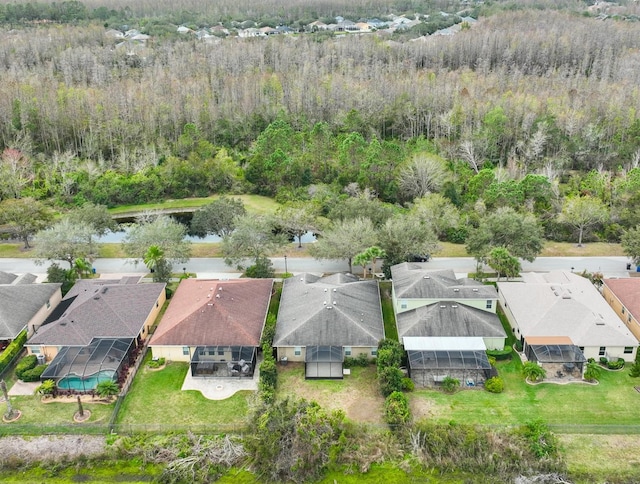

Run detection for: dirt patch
[[277, 364, 384, 424], [0, 435, 107, 463], [410, 395, 435, 420]]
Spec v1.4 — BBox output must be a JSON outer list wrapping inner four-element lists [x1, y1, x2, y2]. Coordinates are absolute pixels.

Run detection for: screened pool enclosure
[[41, 338, 133, 392], [407, 349, 492, 388]]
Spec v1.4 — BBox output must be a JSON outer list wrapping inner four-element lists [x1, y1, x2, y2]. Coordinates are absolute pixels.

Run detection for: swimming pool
[[57, 370, 117, 391]]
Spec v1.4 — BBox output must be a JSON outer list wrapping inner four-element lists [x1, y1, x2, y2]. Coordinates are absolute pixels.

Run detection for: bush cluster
[[343, 353, 370, 368], [258, 342, 277, 403], [384, 391, 410, 426], [486, 346, 513, 361], [21, 364, 48, 382], [15, 354, 38, 380], [148, 357, 166, 369]]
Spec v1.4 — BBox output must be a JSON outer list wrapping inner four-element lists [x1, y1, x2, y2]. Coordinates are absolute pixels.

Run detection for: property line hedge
[[487, 346, 513, 360], [0, 329, 27, 375]]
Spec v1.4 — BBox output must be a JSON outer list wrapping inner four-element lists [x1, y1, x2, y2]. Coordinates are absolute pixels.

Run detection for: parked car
[[407, 254, 430, 262]]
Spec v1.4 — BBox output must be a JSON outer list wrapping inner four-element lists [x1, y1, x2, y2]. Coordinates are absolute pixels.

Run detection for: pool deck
[[181, 356, 261, 400], [8, 380, 39, 396]]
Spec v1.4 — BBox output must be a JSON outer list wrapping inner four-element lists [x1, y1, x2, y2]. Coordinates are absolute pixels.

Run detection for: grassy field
[[108, 194, 278, 216], [410, 357, 640, 427], [114, 358, 252, 431]]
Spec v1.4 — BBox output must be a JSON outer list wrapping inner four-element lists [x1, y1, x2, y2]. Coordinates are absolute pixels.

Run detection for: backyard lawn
[[277, 363, 384, 424], [379, 281, 398, 341], [114, 360, 252, 431], [0, 395, 115, 435], [410, 357, 640, 427]]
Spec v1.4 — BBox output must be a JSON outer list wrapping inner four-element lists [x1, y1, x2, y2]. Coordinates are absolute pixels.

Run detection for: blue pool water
[[57, 370, 117, 391]]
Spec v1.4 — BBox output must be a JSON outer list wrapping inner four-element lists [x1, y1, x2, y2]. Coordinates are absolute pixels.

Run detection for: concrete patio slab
[[8, 380, 39, 396], [181, 357, 261, 400]]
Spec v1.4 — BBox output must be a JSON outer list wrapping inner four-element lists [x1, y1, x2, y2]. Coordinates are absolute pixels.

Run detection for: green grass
[[379, 281, 398, 341], [0, 459, 163, 483], [114, 359, 251, 431], [0, 243, 32, 258], [411, 358, 640, 427], [0, 395, 115, 435], [108, 194, 278, 216]]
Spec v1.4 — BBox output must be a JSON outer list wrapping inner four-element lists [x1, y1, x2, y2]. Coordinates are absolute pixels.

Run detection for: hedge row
[[0, 329, 27, 375]]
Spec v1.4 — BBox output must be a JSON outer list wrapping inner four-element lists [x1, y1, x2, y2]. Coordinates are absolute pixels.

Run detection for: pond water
[[98, 230, 317, 244]]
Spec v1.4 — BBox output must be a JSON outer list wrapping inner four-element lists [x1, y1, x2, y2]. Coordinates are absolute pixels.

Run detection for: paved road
[[0, 256, 633, 278]]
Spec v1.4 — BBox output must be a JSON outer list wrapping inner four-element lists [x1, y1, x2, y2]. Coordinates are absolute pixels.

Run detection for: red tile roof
[[604, 278, 640, 319], [150, 278, 273, 347]]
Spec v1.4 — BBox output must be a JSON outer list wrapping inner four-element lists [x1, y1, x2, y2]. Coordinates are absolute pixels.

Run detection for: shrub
[[21, 364, 47, 382], [485, 376, 504, 393], [15, 354, 38, 379], [607, 358, 625, 370], [244, 257, 275, 278], [96, 380, 120, 399], [599, 357, 608, 365], [401, 377, 415, 392], [344, 353, 370, 368], [523, 419, 559, 459], [486, 346, 513, 361], [259, 358, 277, 391], [630, 362, 640, 377], [376, 340, 402, 370], [384, 391, 410, 427], [35, 379, 56, 395], [148, 357, 166, 369], [441, 376, 460, 393], [379, 366, 404, 396]]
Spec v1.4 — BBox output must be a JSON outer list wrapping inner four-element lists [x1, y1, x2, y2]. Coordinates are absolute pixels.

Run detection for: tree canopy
[[122, 215, 191, 268]]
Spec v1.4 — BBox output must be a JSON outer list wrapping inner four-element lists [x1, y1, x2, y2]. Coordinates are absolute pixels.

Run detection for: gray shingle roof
[[397, 302, 506, 339], [0, 272, 18, 285], [0, 283, 61, 339], [391, 263, 497, 300], [28, 279, 165, 346], [274, 273, 384, 347]]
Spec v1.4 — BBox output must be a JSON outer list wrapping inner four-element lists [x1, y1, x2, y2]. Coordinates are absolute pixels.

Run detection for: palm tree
[[367, 246, 387, 276], [73, 258, 92, 279], [143, 245, 165, 273], [522, 361, 546, 382], [353, 251, 372, 278], [584, 361, 602, 382], [95, 380, 119, 400]]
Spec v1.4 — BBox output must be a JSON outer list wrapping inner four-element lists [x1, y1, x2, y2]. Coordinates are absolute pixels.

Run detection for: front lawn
[[410, 358, 640, 427], [114, 360, 251, 431]]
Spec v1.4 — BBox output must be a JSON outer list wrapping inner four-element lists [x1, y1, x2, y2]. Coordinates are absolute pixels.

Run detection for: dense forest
[[1, 0, 640, 250]]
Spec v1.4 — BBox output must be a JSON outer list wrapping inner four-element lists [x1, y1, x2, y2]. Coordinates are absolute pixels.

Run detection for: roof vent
[[451, 304, 458, 308], [60, 322, 67, 326], [333, 301, 337, 305], [207, 303, 213, 306], [326, 306, 333, 309], [324, 288, 327, 292], [323, 301, 327, 305], [440, 305, 446, 308], [333, 288, 337, 292], [207, 294, 211, 298], [218, 287, 222, 291], [300, 278, 304, 281], [101, 287, 108, 294], [453, 288, 459, 292], [423, 276, 430, 279], [472, 288, 478, 292], [215, 294, 220, 298]]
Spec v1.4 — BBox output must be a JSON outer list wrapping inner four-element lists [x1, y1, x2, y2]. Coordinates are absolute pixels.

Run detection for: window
[[294, 346, 301, 356], [579, 347, 585, 352], [344, 346, 352, 356], [218, 349, 224, 356], [182, 347, 189, 356], [400, 300, 407, 309], [599, 346, 606, 356], [46, 299, 51, 309], [629, 315, 633, 323], [31, 347, 40, 354], [371, 348, 377, 356], [156, 301, 159, 308], [624, 347, 633, 354], [622, 307, 626, 315], [486, 300, 493, 309]]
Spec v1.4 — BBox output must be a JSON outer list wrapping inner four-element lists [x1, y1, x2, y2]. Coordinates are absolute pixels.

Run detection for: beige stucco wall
[[276, 345, 377, 362], [26, 345, 59, 362], [484, 337, 506, 351], [603, 285, 640, 342], [140, 290, 167, 341], [582, 345, 636, 362], [150, 345, 192, 362], [25, 288, 63, 338]]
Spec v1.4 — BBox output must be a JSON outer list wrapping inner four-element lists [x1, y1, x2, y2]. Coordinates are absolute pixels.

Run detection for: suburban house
[[0, 271, 62, 347], [26, 277, 166, 391], [497, 271, 638, 366], [602, 278, 640, 341], [149, 278, 273, 378], [274, 273, 384, 379], [390, 263, 504, 388]]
